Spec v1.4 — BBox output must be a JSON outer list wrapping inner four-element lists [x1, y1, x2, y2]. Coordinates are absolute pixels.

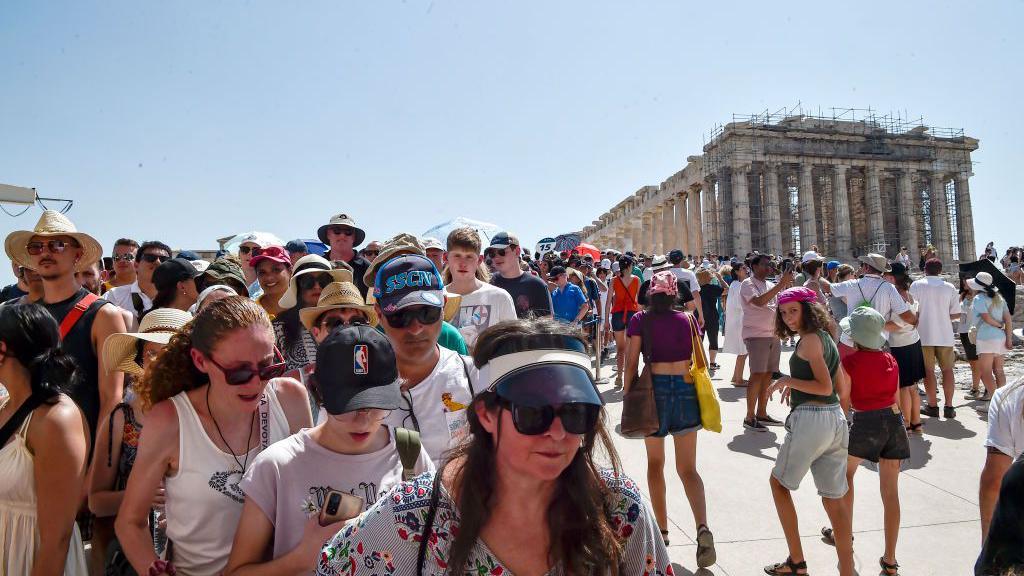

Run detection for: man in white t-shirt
[[979, 377, 1024, 542], [374, 254, 478, 463], [105, 240, 171, 327], [824, 254, 916, 353], [910, 258, 962, 417], [443, 228, 517, 350], [668, 250, 703, 321]]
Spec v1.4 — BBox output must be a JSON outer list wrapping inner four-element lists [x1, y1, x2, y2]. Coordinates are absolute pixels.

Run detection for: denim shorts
[[772, 404, 849, 498], [651, 374, 702, 438], [611, 310, 635, 332]]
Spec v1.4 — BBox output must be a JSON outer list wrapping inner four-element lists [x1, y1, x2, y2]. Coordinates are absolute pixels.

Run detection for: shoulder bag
[[620, 312, 659, 438], [686, 313, 722, 433]]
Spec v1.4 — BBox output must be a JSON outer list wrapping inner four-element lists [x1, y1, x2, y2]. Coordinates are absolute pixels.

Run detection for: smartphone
[[782, 260, 793, 273], [319, 490, 364, 526]]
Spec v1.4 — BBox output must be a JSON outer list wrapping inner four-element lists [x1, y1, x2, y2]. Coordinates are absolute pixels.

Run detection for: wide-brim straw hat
[[362, 233, 425, 289], [5, 210, 103, 272], [102, 308, 193, 377], [279, 254, 354, 309], [300, 281, 378, 330]]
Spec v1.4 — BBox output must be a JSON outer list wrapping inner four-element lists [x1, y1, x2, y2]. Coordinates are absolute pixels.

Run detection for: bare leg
[[614, 331, 626, 374], [878, 458, 902, 567], [993, 354, 1007, 389], [770, 476, 805, 566], [756, 373, 773, 420], [644, 437, 668, 530], [709, 348, 718, 365], [821, 494, 855, 576], [940, 366, 956, 408], [923, 364, 939, 407], [977, 354, 996, 396], [968, 359, 981, 392], [731, 354, 747, 384], [899, 386, 922, 427], [673, 432, 707, 528], [747, 372, 767, 420]]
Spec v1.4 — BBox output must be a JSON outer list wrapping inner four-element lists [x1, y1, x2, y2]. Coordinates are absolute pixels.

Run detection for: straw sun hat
[[300, 281, 378, 330], [102, 308, 193, 377], [4, 210, 103, 272]]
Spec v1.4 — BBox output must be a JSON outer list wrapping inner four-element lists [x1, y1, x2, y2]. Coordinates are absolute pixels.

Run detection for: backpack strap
[[394, 427, 421, 482], [130, 292, 146, 319], [59, 292, 101, 340], [458, 354, 475, 395]]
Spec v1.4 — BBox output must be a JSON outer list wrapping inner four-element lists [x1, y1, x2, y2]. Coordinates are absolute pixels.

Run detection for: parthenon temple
[[580, 108, 979, 263]]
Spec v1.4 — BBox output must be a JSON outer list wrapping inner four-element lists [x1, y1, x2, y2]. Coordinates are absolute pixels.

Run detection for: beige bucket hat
[[102, 308, 193, 377], [857, 253, 891, 274], [300, 281, 378, 330], [5, 210, 103, 272], [278, 254, 354, 309], [317, 213, 366, 247]]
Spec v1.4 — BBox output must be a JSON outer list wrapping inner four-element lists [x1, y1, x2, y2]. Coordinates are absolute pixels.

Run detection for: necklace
[[206, 385, 256, 474]]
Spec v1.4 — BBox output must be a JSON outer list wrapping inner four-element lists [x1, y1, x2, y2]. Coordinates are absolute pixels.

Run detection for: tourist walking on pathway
[[488, 231, 553, 318], [0, 304, 90, 575], [764, 287, 853, 576], [959, 279, 984, 398], [549, 265, 589, 326], [443, 227, 516, 350], [149, 257, 203, 313], [978, 376, 1024, 547], [885, 262, 926, 432], [741, 254, 791, 431], [106, 240, 172, 325], [722, 260, 749, 386], [623, 270, 716, 567], [968, 272, 1014, 396], [911, 258, 962, 418], [318, 213, 371, 296], [250, 246, 293, 320], [697, 268, 725, 370], [115, 297, 312, 576], [316, 317, 672, 575], [273, 253, 353, 372], [608, 255, 641, 386], [823, 306, 910, 575]]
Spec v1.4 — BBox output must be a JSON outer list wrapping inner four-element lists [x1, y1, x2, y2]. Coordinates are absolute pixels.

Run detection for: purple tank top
[[626, 310, 698, 362]]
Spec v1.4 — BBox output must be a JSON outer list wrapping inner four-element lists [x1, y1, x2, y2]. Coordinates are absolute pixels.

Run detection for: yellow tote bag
[[687, 313, 722, 433]]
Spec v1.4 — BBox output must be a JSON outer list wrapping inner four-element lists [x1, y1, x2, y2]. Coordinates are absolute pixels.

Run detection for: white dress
[[722, 280, 747, 355], [0, 412, 88, 575]]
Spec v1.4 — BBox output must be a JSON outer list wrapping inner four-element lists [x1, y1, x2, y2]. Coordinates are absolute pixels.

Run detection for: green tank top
[[789, 330, 840, 407]]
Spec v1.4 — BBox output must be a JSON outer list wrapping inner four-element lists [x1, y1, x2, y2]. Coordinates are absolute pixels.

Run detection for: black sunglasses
[[318, 316, 368, 331], [384, 306, 442, 329], [498, 398, 600, 436], [26, 240, 73, 255], [328, 226, 354, 236], [141, 253, 170, 264], [297, 272, 334, 291], [206, 349, 288, 385], [485, 246, 518, 258]]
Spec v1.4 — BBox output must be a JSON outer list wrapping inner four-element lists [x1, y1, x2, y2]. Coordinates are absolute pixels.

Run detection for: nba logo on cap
[[353, 344, 369, 375]]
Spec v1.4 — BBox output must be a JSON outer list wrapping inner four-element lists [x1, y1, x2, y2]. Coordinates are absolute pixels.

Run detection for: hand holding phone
[[319, 490, 364, 527]]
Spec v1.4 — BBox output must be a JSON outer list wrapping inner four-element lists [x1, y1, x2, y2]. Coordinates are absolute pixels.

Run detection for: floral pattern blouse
[[316, 469, 673, 576]]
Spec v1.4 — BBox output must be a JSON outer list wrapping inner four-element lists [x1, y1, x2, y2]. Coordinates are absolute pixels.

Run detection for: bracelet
[[148, 559, 176, 576]]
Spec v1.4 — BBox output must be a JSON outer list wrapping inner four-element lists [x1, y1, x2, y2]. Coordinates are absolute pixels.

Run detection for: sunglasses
[[141, 253, 170, 264], [383, 306, 442, 329], [112, 254, 136, 262], [26, 240, 74, 255], [498, 398, 600, 436], [484, 246, 516, 258], [362, 250, 380, 259], [328, 226, 355, 237], [297, 272, 334, 291], [317, 316, 368, 330], [206, 349, 288, 385]]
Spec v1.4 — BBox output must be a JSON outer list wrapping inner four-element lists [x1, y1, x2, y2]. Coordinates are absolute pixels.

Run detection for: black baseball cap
[[372, 254, 445, 314], [314, 324, 402, 415], [489, 232, 519, 249], [548, 265, 567, 279], [152, 258, 202, 291], [668, 249, 685, 263]]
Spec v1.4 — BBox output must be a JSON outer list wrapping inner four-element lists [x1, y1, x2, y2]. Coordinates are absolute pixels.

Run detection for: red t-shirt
[[841, 349, 899, 411]]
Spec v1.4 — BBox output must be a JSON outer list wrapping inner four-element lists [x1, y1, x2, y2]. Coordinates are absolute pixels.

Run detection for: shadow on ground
[[671, 564, 714, 576], [715, 386, 747, 403], [921, 417, 977, 440], [726, 430, 780, 462]]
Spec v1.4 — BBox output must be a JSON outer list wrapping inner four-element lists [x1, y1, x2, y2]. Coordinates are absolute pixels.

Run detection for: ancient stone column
[[865, 163, 885, 252], [833, 164, 852, 260], [732, 162, 752, 257], [641, 212, 654, 255], [661, 198, 676, 253], [649, 206, 662, 254], [929, 172, 954, 261], [675, 193, 689, 255], [693, 184, 705, 255], [630, 224, 641, 253], [702, 183, 716, 254], [897, 169, 919, 260], [955, 172, 976, 261], [764, 162, 784, 257], [798, 162, 818, 251]]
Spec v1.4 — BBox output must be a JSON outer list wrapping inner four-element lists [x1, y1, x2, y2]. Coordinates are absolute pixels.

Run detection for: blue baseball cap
[[826, 260, 841, 270], [373, 254, 445, 314]]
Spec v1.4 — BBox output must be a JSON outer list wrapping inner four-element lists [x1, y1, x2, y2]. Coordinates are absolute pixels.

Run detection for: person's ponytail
[[27, 348, 79, 403], [0, 303, 78, 405], [136, 321, 207, 410]]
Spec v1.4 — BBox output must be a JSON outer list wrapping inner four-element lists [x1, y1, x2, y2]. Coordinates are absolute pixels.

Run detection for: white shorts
[[976, 338, 1010, 355]]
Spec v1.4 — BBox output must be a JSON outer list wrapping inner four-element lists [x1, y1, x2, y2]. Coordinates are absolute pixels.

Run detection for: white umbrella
[[219, 231, 286, 251], [422, 217, 502, 245]]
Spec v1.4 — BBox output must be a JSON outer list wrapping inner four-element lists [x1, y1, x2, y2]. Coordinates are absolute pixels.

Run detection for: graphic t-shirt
[[446, 282, 517, 348], [383, 346, 478, 463], [240, 427, 434, 560], [491, 273, 553, 318]]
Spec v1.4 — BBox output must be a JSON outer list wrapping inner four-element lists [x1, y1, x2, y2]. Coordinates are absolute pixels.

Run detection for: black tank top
[[41, 287, 107, 441]]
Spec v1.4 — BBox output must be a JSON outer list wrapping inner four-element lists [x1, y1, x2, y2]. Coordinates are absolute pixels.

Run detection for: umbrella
[[959, 258, 1016, 315], [422, 217, 502, 246], [572, 243, 601, 261], [219, 231, 286, 251]]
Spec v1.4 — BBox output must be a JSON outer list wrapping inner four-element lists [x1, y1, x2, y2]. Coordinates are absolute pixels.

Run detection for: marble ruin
[[580, 109, 978, 263]]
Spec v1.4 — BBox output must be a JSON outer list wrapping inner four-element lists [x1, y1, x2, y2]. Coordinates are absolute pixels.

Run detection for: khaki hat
[[5, 210, 103, 273], [857, 253, 891, 273], [300, 281, 378, 331], [102, 308, 193, 377], [362, 233, 425, 289], [279, 254, 354, 309], [317, 213, 366, 247]]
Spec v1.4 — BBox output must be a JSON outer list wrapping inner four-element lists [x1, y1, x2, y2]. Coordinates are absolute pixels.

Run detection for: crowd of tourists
[[0, 208, 1021, 575]]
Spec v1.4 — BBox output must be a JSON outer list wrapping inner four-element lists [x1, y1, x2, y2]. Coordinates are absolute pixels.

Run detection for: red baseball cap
[[249, 245, 291, 268]]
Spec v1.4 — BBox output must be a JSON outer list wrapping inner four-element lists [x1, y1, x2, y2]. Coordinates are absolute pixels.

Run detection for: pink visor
[[648, 270, 678, 297], [777, 286, 818, 305]]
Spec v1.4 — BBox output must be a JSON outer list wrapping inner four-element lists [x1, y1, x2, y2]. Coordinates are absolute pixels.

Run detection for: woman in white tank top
[[116, 297, 313, 576]]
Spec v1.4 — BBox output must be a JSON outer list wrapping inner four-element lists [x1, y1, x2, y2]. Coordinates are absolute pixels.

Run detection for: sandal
[[820, 526, 854, 545], [764, 556, 807, 575], [879, 556, 900, 575], [695, 524, 716, 568], [660, 529, 669, 546], [909, 422, 923, 434]]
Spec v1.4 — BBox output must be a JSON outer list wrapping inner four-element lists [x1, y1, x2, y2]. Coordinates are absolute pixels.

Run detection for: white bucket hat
[[102, 308, 193, 377], [5, 210, 103, 272], [279, 254, 354, 309]]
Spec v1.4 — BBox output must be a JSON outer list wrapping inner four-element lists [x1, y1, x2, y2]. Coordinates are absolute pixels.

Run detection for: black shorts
[[848, 408, 911, 463], [703, 323, 720, 351], [611, 310, 635, 332], [960, 332, 979, 361]]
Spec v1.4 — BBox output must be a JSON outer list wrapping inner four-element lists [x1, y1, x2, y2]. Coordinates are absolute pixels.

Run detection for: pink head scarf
[[648, 270, 678, 297], [777, 286, 818, 305]]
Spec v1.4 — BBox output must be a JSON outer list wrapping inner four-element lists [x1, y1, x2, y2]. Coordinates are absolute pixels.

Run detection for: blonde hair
[[836, 264, 855, 281], [136, 296, 271, 409], [696, 269, 712, 285]]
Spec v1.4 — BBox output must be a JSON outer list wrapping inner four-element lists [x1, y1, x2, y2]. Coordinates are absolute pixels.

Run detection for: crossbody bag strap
[[59, 292, 100, 340], [458, 354, 475, 396]]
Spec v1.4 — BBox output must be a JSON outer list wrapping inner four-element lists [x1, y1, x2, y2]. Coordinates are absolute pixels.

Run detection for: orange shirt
[[611, 275, 640, 313]]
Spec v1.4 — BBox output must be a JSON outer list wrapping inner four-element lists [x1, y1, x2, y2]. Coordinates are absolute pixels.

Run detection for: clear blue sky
[[1, 1, 1020, 284]]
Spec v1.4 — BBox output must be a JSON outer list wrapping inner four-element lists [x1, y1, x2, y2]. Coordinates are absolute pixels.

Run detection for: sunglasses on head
[[328, 226, 355, 237], [141, 253, 170, 264], [297, 272, 334, 291], [206, 348, 288, 385], [498, 397, 600, 436], [26, 240, 74, 255], [112, 254, 136, 262], [317, 315, 368, 331], [384, 306, 442, 329]]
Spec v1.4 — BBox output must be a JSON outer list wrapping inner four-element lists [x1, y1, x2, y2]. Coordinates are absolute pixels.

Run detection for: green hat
[[202, 256, 249, 297], [840, 306, 886, 350]]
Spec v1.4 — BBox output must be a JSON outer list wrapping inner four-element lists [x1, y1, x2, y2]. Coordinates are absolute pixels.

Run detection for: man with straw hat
[[5, 210, 128, 443]]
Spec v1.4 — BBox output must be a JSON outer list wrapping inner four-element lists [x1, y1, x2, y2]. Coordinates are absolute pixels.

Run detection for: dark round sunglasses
[[297, 272, 334, 291], [26, 240, 73, 255], [498, 397, 600, 436], [317, 316, 368, 331], [383, 306, 442, 329], [207, 349, 288, 385]]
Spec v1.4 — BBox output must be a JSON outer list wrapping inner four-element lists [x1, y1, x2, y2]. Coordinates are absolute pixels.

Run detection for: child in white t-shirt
[[443, 227, 517, 349]]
